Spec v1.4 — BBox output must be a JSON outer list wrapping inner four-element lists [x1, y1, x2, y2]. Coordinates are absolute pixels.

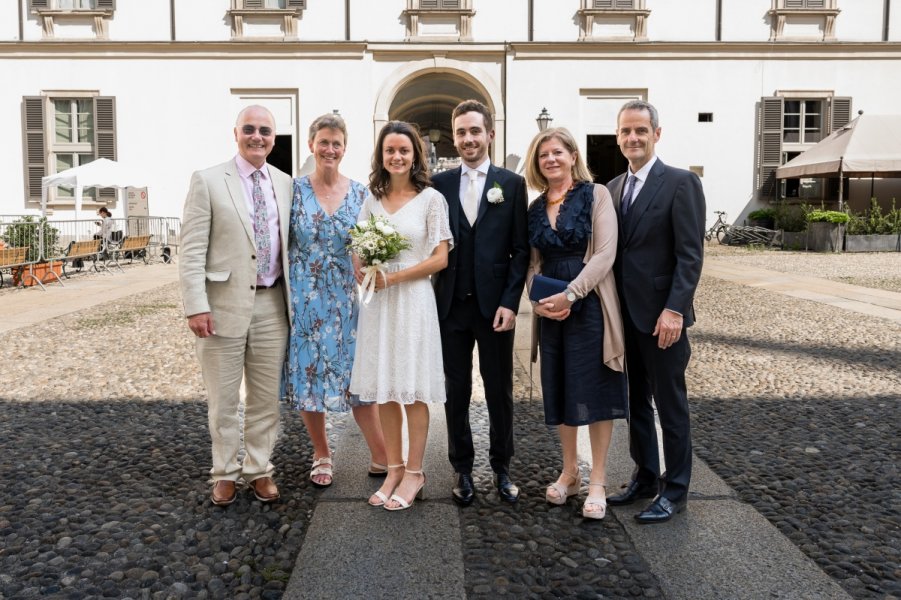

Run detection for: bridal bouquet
[[348, 215, 410, 303]]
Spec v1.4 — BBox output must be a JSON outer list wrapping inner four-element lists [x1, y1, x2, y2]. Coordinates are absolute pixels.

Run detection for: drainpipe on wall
[[19, 0, 24, 40], [884, 0, 891, 41], [715, 0, 722, 41]]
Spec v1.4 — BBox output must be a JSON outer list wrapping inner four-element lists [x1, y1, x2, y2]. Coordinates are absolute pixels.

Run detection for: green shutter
[[94, 96, 117, 199], [31, 0, 50, 9], [757, 97, 783, 201], [287, 0, 305, 8], [829, 97, 852, 132], [23, 97, 46, 202], [96, 0, 115, 10], [244, 0, 264, 8]]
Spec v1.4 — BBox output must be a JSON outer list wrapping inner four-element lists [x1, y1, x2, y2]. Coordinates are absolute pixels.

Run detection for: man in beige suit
[[179, 105, 293, 506]]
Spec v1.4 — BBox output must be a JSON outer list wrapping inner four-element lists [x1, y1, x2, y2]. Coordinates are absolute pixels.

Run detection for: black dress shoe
[[495, 473, 520, 504], [452, 473, 475, 506], [634, 496, 686, 524], [606, 480, 658, 506]]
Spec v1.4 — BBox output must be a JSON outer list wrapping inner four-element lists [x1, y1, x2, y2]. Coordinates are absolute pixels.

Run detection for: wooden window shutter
[[757, 97, 783, 200], [96, 0, 116, 9], [22, 97, 46, 202], [244, 0, 264, 8], [784, 0, 805, 7], [593, 0, 614, 7], [829, 97, 852, 133], [615, 0, 634, 7], [805, 0, 825, 7], [94, 96, 117, 199], [440, 0, 461, 7], [31, 0, 50, 9], [287, 0, 305, 8], [420, 0, 439, 9]]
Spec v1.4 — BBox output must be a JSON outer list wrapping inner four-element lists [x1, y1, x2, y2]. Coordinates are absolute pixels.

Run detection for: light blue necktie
[[621, 174, 638, 218]]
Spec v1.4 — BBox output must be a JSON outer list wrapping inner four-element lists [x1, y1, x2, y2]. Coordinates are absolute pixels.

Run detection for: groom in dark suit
[[606, 100, 705, 523], [432, 99, 529, 505]]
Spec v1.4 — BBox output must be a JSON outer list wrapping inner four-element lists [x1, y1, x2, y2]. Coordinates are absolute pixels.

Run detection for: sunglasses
[[241, 125, 274, 136]]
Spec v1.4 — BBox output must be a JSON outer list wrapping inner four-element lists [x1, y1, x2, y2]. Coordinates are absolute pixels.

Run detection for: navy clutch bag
[[529, 275, 582, 312]]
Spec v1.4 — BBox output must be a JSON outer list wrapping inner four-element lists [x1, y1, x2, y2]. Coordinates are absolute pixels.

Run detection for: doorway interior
[[586, 135, 627, 185], [268, 134, 293, 175]]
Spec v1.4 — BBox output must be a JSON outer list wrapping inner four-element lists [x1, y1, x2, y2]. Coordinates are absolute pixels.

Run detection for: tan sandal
[[368, 463, 405, 507], [310, 456, 333, 488], [582, 483, 607, 520], [546, 469, 580, 506]]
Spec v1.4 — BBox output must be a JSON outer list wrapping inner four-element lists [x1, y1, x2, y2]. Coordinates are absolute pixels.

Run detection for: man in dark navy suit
[[606, 100, 706, 523], [432, 99, 529, 505]]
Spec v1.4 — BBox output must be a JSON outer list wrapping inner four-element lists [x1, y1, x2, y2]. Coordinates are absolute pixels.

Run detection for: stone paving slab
[[285, 404, 465, 600]]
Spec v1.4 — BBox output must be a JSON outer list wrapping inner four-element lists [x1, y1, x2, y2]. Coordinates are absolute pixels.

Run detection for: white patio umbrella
[[40, 158, 147, 220], [775, 114, 901, 211]]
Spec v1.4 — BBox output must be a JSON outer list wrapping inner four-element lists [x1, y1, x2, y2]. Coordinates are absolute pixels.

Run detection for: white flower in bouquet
[[348, 214, 411, 304]]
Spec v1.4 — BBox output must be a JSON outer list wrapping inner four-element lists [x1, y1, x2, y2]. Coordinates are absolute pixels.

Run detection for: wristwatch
[[565, 288, 577, 303]]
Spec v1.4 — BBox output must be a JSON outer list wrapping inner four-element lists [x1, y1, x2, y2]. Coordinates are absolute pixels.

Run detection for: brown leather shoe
[[250, 477, 280, 503], [211, 480, 237, 506]]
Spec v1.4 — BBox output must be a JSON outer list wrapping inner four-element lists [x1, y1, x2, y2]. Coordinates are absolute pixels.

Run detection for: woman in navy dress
[[524, 127, 627, 520], [283, 114, 387, 488]]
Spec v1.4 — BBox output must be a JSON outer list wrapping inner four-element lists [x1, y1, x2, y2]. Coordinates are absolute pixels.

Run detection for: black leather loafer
[[495, 473, 520, 504], [452, 473, 475, 506], [634, 496, 686, 524], [607, 480, 658, 506]]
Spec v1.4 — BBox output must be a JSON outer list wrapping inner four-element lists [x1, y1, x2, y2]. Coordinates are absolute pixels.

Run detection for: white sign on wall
[[127, 187, 149, 217]]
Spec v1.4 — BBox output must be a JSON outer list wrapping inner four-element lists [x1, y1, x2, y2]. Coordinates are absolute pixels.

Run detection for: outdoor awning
[[41, 158, 147, 220]]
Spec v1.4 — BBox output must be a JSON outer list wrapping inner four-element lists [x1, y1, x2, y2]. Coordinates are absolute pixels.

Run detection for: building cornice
[[0, 40, 368, 59], [1, 39, 900, 60], [509, 40, 901, 59]]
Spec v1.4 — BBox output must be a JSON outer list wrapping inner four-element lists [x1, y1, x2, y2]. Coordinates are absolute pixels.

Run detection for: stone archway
[[373, 58, 505, 166]]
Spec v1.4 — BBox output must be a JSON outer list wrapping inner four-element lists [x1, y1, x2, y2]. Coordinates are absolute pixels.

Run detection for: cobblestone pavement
[[1, 249, 898, 599], [692, 246, 900, 599]]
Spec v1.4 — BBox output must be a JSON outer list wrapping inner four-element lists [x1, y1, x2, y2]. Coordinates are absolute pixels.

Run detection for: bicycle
[[705, 211, 729, 244]]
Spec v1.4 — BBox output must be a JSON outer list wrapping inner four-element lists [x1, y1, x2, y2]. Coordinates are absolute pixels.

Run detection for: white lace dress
[[349, 187, 453, 405]]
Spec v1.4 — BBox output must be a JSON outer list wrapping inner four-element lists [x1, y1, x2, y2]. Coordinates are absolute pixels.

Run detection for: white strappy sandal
[[384, 469, 426, 511], [309, 456, 333, 488], [582, 483, 607, 520], [368, 463, 405, 507], [546, 469, 581, 506]]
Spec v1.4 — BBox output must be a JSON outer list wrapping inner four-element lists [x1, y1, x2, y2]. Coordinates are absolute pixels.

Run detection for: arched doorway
[[373, 59, 506, 169], [388, 72, 489, 171]]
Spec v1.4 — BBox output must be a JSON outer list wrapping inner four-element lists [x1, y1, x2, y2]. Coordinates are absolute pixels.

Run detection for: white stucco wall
[[296, 0, 345, 42], [108, 0, 170, 41], [1, 2, 21, 41], [834, 0, 884, 41], [471, 0, 528, 42], [532, 0, 581, 42], [175, 0, 232, 42], [647, 0, 717, 42], [349, 0, 407, 42], [721, 0, 772, 42]]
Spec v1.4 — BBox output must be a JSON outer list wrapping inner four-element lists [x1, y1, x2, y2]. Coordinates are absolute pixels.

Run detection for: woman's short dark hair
[[368, 121, 431, 199]]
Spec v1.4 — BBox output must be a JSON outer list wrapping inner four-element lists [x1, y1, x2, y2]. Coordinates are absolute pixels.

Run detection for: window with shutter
[[593, 0, 634, 8], [404, 0, 474, 40], [94, 97, 117, 199], [22, 97, 46, 203], [770, 0, 838, 40], [829, 97, 852, 132], [757, 97, 783, 201], [229, 0, 306, 38], [579, 0, 648, 41]]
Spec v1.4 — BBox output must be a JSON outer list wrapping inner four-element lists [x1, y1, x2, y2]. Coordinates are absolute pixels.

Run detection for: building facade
[[2, 0, 901, 223]]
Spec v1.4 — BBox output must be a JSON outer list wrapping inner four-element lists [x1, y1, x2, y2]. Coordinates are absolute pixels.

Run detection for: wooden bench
[[0, 246, 29, 288], [108, 234, 152, 271], [61, 239, 103, 278]]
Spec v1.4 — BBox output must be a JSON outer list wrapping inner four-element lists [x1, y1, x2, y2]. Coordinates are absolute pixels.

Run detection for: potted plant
[[845, 199, 901, 252], [806, 209, 849, 252], [747, 207, 776, 229], [1, 215, 62, 286], [774, 202, 808, 250]]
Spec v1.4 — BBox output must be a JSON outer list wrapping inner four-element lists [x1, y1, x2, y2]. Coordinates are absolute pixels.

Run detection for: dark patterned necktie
[[251, 170, 270, 276], [621, 174, 637, 218]]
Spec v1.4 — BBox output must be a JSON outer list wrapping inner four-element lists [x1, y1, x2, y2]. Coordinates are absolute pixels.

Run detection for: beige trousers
[[196, 286, 288, 483]]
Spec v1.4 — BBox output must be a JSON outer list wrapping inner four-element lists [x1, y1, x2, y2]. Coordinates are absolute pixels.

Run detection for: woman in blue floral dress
[[283, 114, 387, 487]]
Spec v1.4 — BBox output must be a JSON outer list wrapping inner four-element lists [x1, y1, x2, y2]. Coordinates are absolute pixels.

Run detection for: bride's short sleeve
[[426, 188, 454, 252], [357, 192, 375, 222]]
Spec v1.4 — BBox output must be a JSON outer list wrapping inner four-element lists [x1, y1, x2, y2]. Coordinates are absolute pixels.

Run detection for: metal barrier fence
[[0, 215, 181, 289]]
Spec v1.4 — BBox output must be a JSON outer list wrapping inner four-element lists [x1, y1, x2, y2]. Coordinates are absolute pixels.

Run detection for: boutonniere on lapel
[[486, 182, 504, 204]]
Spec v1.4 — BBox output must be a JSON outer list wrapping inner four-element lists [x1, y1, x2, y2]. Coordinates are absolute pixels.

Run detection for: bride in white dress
[[349, 121, 453, 511]]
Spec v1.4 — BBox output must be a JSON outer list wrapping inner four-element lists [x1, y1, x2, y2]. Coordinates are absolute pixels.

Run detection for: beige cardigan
[[527, 183, 625, 372]]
